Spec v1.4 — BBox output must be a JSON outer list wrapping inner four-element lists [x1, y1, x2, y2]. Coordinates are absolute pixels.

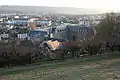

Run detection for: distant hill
[[0, 5, 101, 15]]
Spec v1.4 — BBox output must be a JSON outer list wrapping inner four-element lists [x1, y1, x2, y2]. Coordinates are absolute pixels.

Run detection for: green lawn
[[1, 52, 120, 80]]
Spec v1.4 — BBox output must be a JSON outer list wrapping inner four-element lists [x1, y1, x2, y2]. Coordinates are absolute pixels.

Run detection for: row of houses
[[0, 23, 96, 42], [29, 23, 96, 41], [0, 33, 28, 41], [6, 18, 52, 27]]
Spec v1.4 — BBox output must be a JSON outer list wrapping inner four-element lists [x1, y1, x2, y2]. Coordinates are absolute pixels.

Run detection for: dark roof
[[14, 18, 29, 20], [44, 38, 67, 42], [28, 30, 48, 37]]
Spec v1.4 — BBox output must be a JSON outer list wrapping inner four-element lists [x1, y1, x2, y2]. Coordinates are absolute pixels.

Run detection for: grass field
[[1, 52, 120, 80]]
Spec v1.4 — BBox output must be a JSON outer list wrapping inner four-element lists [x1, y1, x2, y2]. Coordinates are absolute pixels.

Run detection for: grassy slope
[[1, 52, 120, 80]]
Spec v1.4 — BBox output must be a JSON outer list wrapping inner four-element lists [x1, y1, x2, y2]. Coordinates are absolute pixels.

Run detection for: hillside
[[0, 5, 100, 14], [0, 52, 120, 80]]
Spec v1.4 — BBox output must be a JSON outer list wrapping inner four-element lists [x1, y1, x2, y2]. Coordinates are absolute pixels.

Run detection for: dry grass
[[0, 51, 120, 80]]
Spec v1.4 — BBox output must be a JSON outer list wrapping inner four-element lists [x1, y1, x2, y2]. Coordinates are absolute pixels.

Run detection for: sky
[[0, 0, 120, 12]]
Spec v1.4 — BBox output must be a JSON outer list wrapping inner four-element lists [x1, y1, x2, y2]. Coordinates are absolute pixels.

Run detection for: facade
[[78, 15, 102, 26], [0, 33, 9, 40], [13, 19, 28, 26], [66, 25, 96, 41], [28, 23, 96, 41], [6, 18, 28, 26], [34, 20, 52, 27], [28, 30, 50, 41], [17, 33, 28, 40], [51, 24, 67, 39], [50, 24, 96, 41]]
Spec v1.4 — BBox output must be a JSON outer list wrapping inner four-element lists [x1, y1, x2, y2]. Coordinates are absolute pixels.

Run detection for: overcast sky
[[0, 0, 120, 12]]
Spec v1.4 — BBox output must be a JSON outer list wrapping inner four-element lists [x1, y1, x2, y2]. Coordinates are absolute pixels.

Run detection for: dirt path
[[104, 58, 120, 65], [0, 77, 9, 80]]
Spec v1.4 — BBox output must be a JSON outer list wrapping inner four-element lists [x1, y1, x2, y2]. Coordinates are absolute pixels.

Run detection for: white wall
[[0, 36, 1, 40]]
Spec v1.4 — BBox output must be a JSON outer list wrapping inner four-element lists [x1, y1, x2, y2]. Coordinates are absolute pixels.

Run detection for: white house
[[1, 33, 9, 39], [17, 33, 28, 40], [35, 20, 52, 26], [14, 16, 20, 19]]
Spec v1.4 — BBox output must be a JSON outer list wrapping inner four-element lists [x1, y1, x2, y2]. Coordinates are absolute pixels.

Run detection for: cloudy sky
[[0, 0, 120, 12]]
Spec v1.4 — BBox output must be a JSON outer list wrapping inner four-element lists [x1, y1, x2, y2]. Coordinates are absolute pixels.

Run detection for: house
[[42, 40, 62, 50], [13, 18, 28, 26], [66, 25, 96, 41], [34, 20, 52, 27], [0, 33, 9, 40], [51, 24, 68, 39], [17, 33, 28, 40], [28, 30, 50, 41], [28, 23, 96, 42], [6, 18, 28, 26], [49, 23, 96, 41]]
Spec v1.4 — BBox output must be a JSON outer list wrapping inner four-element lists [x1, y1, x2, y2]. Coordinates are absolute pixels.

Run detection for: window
[[86, 29, 89, 33], [79, 28, 81, 32], [82, 29, 84, 33], [74, 28, 76, 31], [74, 29, 76, 31]]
